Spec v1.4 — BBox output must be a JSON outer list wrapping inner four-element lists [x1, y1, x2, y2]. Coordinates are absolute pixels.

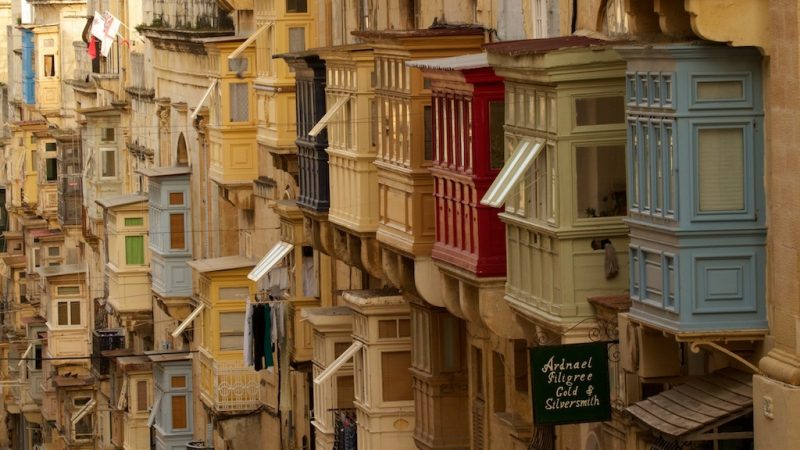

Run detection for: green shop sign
[[530, 342, 611, 425]]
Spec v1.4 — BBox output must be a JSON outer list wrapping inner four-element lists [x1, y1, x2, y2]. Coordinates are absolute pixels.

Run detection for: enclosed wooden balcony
[[485, 37, 630, 334], [205, 39, 258, 208], [197, 350, 260, 413], [321, 45, 379, 234], [619, 44, 767, 337], [352, 29, 485, 256], [282, 53, 329, 213], [410, 53, 507, 278]]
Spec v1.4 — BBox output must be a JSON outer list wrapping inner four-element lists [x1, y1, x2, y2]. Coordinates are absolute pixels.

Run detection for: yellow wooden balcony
[[351, 30, 484, 256], [107, 267, 151, 314], [197, 350, 260, 413], [323, 46, 380, 234]]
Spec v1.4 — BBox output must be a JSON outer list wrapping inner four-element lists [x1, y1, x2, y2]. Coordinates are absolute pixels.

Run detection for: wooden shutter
[[169, 213, 185, 250], [125, 236, 144, 265], [381, 351, 412, 402], [136, 380, 148, 411], [171, 395, 187, 429], [70, 301, 81, 325], [698, 128, 744, 212]]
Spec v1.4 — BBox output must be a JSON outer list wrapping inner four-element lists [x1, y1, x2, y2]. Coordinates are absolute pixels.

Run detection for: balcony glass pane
[[576, 145, 627, 218], [171, 395, 187, 429], [698, 128, 745, 212], [574, 96, 624, 126], [489, 101, 505, 170], [381, 351, 412, 402]]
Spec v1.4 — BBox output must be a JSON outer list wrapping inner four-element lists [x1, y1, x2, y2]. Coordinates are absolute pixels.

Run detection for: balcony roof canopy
[[406, 52, 488, 71], [95, 194, 148, 209], [626, 368, 752, 442], [187, 255, 256, 273], [136, 166, 191, 178]]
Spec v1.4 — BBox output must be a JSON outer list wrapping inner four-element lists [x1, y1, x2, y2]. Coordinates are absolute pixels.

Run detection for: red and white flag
[[90, 11, 121, 57]]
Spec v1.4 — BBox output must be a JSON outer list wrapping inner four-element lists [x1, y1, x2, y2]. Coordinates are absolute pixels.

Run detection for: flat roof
[[37, 264, 85, 278], [136, 166, 191, 178], [187, 255, 256, 273], [484, 35, 608, 56], [406, 53, 488, 71], [95, 194, 148, 209]]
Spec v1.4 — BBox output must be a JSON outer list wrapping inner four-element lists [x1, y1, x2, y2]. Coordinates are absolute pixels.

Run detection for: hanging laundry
[[253, 303, 273, 371], [243, 299, 254, 367]]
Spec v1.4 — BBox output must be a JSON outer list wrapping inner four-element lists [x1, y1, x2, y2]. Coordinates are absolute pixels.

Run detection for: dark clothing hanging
[[252, 303, 274, 371]]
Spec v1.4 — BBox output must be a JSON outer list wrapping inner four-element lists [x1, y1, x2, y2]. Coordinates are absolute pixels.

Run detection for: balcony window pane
[[169, 192, 184, 205], [287, 0, 307, 13], [220, 312, 245, 350], [101, 128, 115, 142], [45, 158, 58, 181], [124, 217, 143, 227], [489, 101, 505, 170], [697, 80, 743, 101], [58, 302, 68, 325], [169, 213, 185, 250], [381, 351, 412, 402], [101, 149, 116, 177], [576, 145, 626, 218], [575, 96, 625, 126], [171, 395, 187, 429], [44, 54, 56, 77], [642, 125, 650, 210], [288, 27, 305, 53], [229, 83, 249, 122], [171, 376, 186, 389], [698, 128, 745, 212], [70, 301, 81, 325], [136, 380, 148, 411], [424, 105, 433, 160], [492, 351, 506, 412], [125, 236, 145, 265]]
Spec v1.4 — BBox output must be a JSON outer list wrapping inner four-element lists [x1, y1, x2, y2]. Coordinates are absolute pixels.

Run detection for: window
[[227, 57, 248, 73], [229, 83, 249, 122], [125, 236, 145, 265], [43, 55, 55, 77], [440, 315, 462, 372], [48, 246, 60, 257], [33, 345, 42, 370], [489, 101, 505, 170], [575, 96, 625, 126], [45, 157, 57, 181], [378, 319, 411, 339], [423, 105, 433, 160], [533, 0, 548, 38], [171, 376, 186, 389], [136, 380, 148, 411], [171, 395, 187, 429], [288, 27, 305, 53], [513, 340, 528, 393], [576, 145, 627, 218], [74, 414, 92, 440], [286, 0, 307, 12], [169, 213, 185, 250], [219, 312, 245, 350], [697, 127, 745, 212], [124, 217, 144, 227], [101, 128, 115, 142], [492, 351, 506, 412], [101, 149, 116, 177], [57, 285, 79, 296], [30, 151, 36, 172], [381, 351, 412, 402], [218, 286, 249, 300], [57, 300, 81, 326], [169, 192, 184, 205]]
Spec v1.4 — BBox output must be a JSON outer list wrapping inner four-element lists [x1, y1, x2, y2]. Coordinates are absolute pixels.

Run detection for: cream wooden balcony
[[36, 182, 58, 217], [46, 327, 90, 361], [107, 266, 151, 314], [197, 350, 260, 413]]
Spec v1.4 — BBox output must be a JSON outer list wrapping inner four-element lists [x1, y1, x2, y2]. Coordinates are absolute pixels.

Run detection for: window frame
[[56, 299, 81, 327], [100, 148, 117, 179]]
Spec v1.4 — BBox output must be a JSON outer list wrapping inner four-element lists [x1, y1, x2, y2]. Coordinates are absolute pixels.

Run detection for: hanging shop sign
[[530, 341, 611, 425]]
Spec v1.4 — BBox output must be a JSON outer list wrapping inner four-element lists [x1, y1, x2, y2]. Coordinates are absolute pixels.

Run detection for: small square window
[[286, 0, 307, 13], [169, 192, 184, 205], [171, 376, 186, 389], [101, 128, 115, 142]]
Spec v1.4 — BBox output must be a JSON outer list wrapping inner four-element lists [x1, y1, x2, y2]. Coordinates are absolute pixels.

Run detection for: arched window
[[177, 133, 188, 166]]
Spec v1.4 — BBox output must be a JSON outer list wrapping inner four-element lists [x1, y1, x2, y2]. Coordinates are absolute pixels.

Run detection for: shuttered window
[[171, 395, 187, 429], [229, 83, 249, 122], [169, 213, 185, 250], [136, 380, 148, 411], [698, 127, 744, 212], [381, 351, 412, 402], [125, 236, 145, 265]]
